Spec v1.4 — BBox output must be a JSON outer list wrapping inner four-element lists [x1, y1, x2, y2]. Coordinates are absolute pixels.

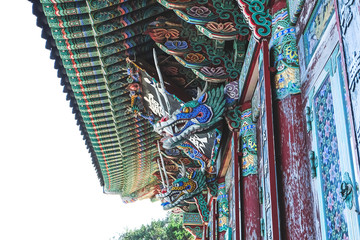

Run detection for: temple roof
[[30, 0, 272, 203], [30, 0, 169, 199]]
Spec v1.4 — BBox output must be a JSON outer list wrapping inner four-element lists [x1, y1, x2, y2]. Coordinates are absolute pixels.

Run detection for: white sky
[[0, 1, 167, 239]]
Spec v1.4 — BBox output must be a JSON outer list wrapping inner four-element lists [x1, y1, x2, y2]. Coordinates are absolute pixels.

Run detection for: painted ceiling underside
[[30, 0, 304, 202], [30, 0, 170, 198]]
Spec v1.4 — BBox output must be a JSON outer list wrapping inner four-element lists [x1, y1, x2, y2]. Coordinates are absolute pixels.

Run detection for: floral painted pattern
[[314, 78, 349, 239], [206, 22, 236, 33], [184, 53, 205, 63], [200, 66, 226, 77], [164, 40, 188, 50], [147, 28, 180, 42], [187, 6, 211, 18]]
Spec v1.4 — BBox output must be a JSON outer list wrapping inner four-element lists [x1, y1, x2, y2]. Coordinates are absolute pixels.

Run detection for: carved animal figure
[[157, 166, 207, 210], [154, 86, 226, 149]]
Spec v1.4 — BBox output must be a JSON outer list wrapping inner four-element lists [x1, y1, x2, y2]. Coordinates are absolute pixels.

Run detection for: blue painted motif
[[164, 40, 188, 50], [314, 78, 349, 239]]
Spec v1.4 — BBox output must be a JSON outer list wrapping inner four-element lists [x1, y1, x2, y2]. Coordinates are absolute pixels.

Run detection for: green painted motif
[[157, 169, 207, 210], [240, 109, 257, 176], [158, 0, 249, 40], [270, 8, 301, 100], [38, 0, 170, 197], [217, 182, 229, 232], [207, 180, 218, 197], [50, 25, 94, 40], [183, 213, 203, 225], [147, 19, 247, 81], [237, 0, 272, 40], [96, 25, 144, 47], [90, 0, 151, 24], [184, 226, 203, 239], [182, 24, 247, 80], [58, 46, 99, 59], [94, 6, 166, 35], [194, 193, 210, 222], [225, 105, 242, 130], [42, 2, 89, 16], [55, 37, 97, 50], [88, 0, 129, 11], [46, 14, 91, 28], [62, 57, 101, 68]]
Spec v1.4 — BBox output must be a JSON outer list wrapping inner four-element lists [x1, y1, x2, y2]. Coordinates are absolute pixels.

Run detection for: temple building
[[30, 0, 360, 239]]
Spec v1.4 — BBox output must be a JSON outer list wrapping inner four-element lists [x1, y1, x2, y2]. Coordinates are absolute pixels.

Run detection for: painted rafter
[[157, 0, 250, 41], [146, 17, 247, 82]]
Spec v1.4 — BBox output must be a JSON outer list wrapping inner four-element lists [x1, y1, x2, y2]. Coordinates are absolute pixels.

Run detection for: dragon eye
[[182, 107, 192, 113]]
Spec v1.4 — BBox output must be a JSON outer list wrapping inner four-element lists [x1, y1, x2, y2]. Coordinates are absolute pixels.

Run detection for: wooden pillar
[[239, 103, 261, 239], [262, 40, 281, 240], [217, 177, 229, 240], [270, 1, 316, 239], [233, 132, 241, 240], [210, 198, 216, 240]]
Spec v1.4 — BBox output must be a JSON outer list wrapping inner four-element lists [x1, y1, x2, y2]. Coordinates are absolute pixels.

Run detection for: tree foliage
[[117, 213, 194, 240]]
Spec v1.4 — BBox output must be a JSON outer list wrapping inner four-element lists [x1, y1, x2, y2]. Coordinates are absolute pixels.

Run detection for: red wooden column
[[211, 198, 216, 240], [262, 40, 281, 240], [270, 1, 316, 239], [233, 132, 241, 240], [239, 103, 261, 239]]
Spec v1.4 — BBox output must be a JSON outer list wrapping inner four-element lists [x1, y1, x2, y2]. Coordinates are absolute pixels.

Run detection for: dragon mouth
[[155, 115, 199, 149], [168, 190, 182, 203], [158, 189, 184, 210], [174, 120, 188, 135], [160, 123, 200, 149]]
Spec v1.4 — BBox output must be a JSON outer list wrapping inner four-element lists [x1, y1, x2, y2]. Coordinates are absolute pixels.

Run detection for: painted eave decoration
[[29, 0, 280, 207], [30, 0, 169, 201]]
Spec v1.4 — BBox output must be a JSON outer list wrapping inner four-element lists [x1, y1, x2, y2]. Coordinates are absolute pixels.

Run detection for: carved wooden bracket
[[237, 0, 272, 41]]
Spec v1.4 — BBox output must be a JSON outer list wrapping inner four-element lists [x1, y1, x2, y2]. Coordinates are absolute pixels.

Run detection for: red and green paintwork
[[32, 1, 360, 239], [35, 0, 168, 199]]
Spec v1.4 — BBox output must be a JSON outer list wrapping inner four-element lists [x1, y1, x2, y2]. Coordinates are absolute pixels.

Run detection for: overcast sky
[[0, 1, 167, 239]]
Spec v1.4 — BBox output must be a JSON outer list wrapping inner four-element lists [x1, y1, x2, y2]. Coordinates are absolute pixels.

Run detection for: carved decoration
[[237, 0, 272, 40], [194, 193, 210, 222], [184, 225, 203, 239], [217, 182, 229, 233], [183, 212, 203, 225], [240, 108, 257, 176], [157, 0, 250, 40], [225, 105, 241, 131], [157, 168, 207, 210], [154, 86, 226, 150], [270, 8, 301, 100], [146, 18, 247, 82]]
